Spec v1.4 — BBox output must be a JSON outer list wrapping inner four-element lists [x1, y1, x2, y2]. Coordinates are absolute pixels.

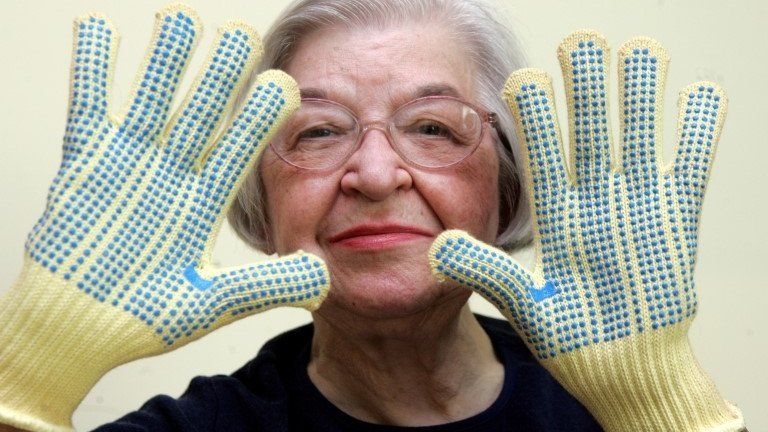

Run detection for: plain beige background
[[0, 0, 765, 430]]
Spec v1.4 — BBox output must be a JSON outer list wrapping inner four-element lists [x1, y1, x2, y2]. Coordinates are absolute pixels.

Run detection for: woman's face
[[260, 22, 500, 318]]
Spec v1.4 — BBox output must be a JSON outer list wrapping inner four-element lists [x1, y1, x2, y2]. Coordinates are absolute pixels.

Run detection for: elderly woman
[[0, 0, 746, 431]]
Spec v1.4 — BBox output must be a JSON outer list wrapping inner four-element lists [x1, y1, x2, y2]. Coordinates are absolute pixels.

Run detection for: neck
[[308, 301, 504, 426]]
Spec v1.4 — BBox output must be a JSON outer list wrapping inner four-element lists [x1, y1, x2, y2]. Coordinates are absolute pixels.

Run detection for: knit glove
[[430, 30, 745, 431], [0, 5, 329, 432]]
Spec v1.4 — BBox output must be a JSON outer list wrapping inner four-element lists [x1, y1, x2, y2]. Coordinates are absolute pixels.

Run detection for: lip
[[328, 224, 435, 250]]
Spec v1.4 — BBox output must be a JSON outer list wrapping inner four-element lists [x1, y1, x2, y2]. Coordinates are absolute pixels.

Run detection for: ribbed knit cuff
[[0, 259, 163, 432], [543, 322, 744, 432]]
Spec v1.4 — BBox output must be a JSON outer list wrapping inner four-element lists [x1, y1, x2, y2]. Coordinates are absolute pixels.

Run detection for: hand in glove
[[430, 30, 744, 431], [0, 4, 329, 431]]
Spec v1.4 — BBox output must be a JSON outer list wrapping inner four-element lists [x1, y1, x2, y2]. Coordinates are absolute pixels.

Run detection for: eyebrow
[[299, 87, 327, 99], [413, 83, 462, 99], [298, 83, 463, 101]]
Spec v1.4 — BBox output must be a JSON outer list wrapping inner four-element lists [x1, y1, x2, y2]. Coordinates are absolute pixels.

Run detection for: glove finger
[[63, 13, 119, 170], [162, 22, 263, 171], [618, 37, 669, 182], [190, 70, 299, 258], [669, 82, 727, 269], [157, 251, 329, 345], [26, 14, 121, 256], [502, 69, 571, 253], [117, 3, 201, 143], [430, 230, 560, 357], [557, 30, 614, 185]]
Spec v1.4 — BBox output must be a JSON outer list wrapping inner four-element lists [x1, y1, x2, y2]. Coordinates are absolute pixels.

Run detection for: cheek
[[260, 156, 336, 254], [426, 147, 500, 243]]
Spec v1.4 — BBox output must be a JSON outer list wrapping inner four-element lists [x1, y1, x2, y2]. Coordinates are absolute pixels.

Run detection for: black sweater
[[93, 315, 602, 431]]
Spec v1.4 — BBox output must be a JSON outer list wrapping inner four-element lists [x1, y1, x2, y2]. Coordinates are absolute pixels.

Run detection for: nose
[[339, 125, 413, 201]]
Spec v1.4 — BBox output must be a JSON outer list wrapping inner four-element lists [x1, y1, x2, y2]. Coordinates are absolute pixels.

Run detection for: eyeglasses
[[269, 96, 499, 170]]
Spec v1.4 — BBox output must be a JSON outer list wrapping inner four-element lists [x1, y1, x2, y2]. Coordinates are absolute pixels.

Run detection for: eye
[[287, 123, 349, 153], [298, 127, 336, 139], [415, 122, 453, 138]]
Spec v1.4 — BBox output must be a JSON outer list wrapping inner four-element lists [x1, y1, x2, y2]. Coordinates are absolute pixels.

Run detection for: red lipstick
[[328, 224, 435, 250]]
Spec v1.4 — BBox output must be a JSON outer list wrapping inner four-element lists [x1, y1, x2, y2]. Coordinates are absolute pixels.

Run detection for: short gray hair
[[228, 0, 532, 253]]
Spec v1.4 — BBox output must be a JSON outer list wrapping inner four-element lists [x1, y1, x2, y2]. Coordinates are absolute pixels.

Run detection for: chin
[[319, 262, 470, 320]]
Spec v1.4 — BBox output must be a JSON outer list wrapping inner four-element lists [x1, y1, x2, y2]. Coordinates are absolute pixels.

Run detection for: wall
[[0, 0, 764, 430]]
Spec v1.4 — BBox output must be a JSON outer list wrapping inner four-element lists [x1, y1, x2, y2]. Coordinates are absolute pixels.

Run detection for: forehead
[[284, 22, 477, 109]]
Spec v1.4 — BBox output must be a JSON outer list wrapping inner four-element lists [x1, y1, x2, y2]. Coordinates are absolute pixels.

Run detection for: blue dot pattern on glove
[[22, 6, 326, 346], [431, 30, 726, 359]]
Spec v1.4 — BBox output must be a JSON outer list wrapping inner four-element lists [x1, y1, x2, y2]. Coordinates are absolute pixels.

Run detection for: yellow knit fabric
[[430, 30, 745, 431], [0, 4, 329, 431]]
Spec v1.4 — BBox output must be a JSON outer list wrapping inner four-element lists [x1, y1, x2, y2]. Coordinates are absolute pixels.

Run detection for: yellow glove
[[430, 30, 744, 431], [0, 4, 328, 431]]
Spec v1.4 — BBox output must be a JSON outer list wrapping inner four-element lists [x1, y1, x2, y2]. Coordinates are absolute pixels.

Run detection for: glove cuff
[[0, 258, 162, 432], [543, 323, 745, 432]]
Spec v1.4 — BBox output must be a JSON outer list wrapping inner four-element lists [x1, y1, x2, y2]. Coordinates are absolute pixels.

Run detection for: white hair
[[228, 0, 532, 253]]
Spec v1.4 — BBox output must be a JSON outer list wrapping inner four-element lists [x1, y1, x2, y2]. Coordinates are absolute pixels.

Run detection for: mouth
[[328, 224, 435, 250]]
